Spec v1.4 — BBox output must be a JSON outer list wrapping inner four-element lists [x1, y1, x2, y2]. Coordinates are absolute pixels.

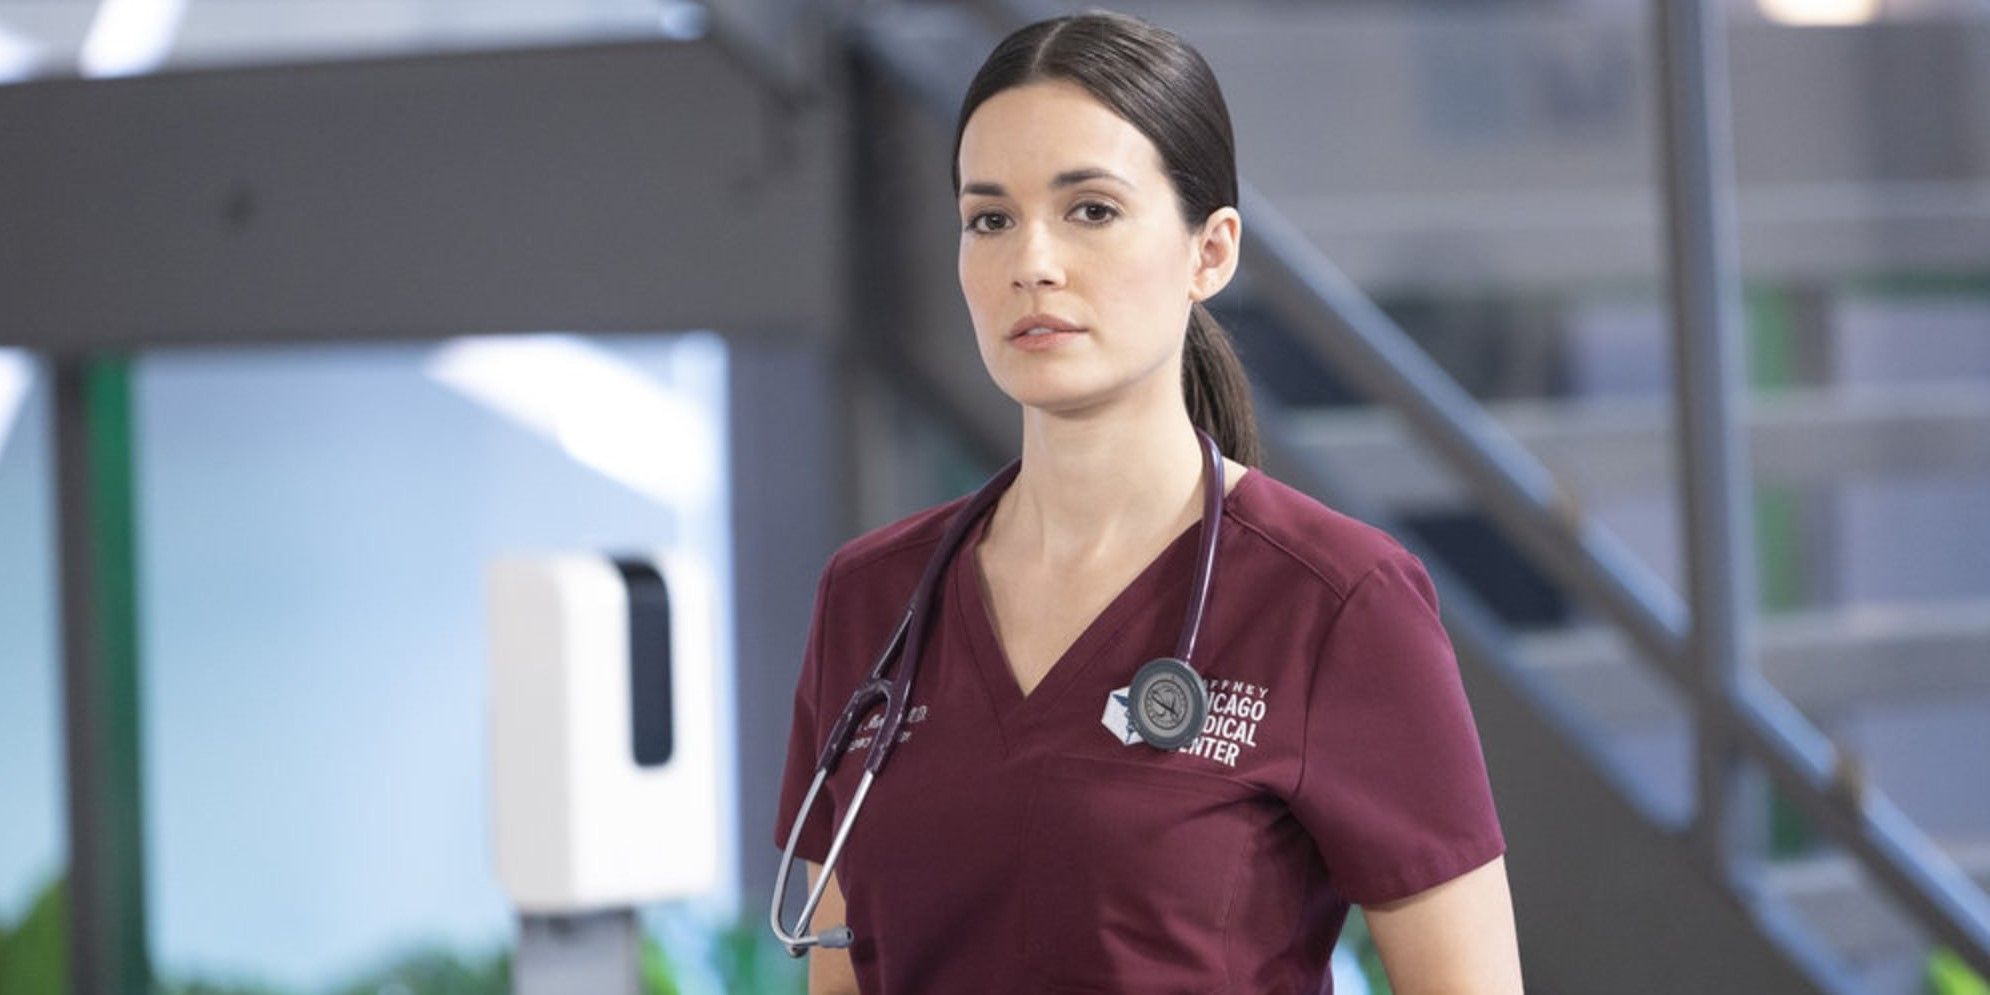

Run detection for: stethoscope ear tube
[[770, 768, 876, 956], [812, 610, 910, 776], [769, 462, 1022, 959]]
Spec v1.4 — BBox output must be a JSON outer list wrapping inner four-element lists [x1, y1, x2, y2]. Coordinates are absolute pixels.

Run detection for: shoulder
[[818, 492, 975, 593], [1226, 468, 1430, 603]]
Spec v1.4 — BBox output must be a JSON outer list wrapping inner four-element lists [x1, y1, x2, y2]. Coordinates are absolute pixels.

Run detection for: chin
[[991, 370, 1123, 417]]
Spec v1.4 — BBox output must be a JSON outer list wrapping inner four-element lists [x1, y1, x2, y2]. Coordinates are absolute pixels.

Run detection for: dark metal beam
[[0, 37, 834, 353]]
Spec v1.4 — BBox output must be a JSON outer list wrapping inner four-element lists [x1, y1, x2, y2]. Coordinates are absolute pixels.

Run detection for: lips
[[1008, 313, 1085, 339]]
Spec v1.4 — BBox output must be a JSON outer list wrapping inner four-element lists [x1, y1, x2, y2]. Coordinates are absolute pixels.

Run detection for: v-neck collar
[[949, 469, 1258, 731]]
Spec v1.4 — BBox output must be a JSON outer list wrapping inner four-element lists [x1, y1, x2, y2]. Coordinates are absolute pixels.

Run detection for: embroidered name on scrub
[[1102, 678, 1268, 768], [849, 704, 930, 750]]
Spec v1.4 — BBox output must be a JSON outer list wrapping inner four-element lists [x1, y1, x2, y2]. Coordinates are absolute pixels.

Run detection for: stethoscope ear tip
[[782, 925, 855, 958]]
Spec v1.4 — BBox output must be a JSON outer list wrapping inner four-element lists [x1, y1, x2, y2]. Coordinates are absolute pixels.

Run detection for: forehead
[[957, 80, 1164, 189]]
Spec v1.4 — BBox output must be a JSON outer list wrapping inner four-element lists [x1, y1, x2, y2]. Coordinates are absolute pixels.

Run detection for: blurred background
[[1, 0, 1986, 993]]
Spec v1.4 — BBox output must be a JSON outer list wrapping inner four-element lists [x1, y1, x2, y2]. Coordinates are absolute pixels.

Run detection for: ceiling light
[[1757, 0, 1882, 25], [425, 334, 720, 508], [79, 0, 189, 78], [0, 350, 32, 459]]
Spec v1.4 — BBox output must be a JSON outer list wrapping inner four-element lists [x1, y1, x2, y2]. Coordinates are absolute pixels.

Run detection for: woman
[[775, 10, 1522, 993]]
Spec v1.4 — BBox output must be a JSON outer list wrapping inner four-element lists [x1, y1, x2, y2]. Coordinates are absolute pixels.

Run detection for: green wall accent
[[1744, 285, 1798, 393], [1842, 272, 1990, 301], [1743, 285, 1814, 859]]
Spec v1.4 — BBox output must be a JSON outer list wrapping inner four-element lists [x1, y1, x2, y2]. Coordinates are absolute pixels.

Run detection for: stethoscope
[[769, 429, 1227, 958]]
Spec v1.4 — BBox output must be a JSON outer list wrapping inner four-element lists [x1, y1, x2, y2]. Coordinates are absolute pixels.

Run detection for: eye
[[964, 211, 1009, 235], [1070, 201, 1120, 225]]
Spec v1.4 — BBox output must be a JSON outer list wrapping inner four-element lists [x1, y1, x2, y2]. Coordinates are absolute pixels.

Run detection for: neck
[[991, 386, 1213, 567]]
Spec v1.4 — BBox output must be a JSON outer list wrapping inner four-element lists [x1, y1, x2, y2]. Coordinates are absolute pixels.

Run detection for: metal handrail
[[1243, 177, 1990, 979]]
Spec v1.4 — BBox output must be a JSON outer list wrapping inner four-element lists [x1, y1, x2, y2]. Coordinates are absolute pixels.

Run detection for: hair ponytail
[[1182, 302, 1261, 467]]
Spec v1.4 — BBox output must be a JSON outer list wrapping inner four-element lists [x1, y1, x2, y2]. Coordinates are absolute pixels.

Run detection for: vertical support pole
[[841, 40, 893, 534], [53, 355, 153, 995], [514, 910, 641, 995], [1652, 0, 1765, 885]]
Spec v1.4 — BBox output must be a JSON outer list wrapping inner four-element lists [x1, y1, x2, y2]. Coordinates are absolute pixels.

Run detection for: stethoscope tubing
[[1175, 431, 1223, 662]]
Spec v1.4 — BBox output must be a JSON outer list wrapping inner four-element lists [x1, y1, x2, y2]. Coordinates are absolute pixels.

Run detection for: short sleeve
[[1288, 552, 1506, 906], [773, 553, 841, 864]]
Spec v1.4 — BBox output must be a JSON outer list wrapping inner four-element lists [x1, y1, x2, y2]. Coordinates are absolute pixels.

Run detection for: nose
[[1010, 220, 1064, 290]]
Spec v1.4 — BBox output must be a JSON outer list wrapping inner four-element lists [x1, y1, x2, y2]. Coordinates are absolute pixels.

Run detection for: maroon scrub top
[[776, 468, 1506, 994]]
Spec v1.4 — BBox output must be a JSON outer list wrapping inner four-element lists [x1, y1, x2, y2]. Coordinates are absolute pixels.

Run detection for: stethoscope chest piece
[[1128, 656, 1209, 750]]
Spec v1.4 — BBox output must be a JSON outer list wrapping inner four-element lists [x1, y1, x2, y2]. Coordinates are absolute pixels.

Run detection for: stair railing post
[[1652, 0, 1766, 889]]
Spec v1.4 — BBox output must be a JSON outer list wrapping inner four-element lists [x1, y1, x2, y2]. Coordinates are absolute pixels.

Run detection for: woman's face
[[956, 80, 1237, 417]]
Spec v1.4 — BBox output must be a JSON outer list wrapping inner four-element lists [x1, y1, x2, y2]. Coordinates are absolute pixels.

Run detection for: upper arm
[[804, 860, 861, 995], [1362, 855, 1524, 995]]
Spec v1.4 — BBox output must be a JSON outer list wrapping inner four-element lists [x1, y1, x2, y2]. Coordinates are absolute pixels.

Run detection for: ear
[[1188, 206, 1242, 304]]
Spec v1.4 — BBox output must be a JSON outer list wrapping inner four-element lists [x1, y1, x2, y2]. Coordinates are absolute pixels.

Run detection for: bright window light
[[425, 334, 720, 508], [657, 1, 709, 41], [0, 349, 30, 457], [1757, 0, 1881, 25], [79, 0, 189, 78], [0, 20, 45, 83]]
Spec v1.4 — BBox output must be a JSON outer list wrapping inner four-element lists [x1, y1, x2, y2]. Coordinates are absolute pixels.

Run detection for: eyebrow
[[958, 167, 1134, 199]]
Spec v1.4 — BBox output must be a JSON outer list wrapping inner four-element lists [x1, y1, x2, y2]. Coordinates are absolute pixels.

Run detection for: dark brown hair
[[951, 8, 1261, 466]]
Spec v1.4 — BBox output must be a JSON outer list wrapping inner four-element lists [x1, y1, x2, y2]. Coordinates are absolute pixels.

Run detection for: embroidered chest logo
[[1099, 678, 1268, 768], [848, 704, 930, 750]]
